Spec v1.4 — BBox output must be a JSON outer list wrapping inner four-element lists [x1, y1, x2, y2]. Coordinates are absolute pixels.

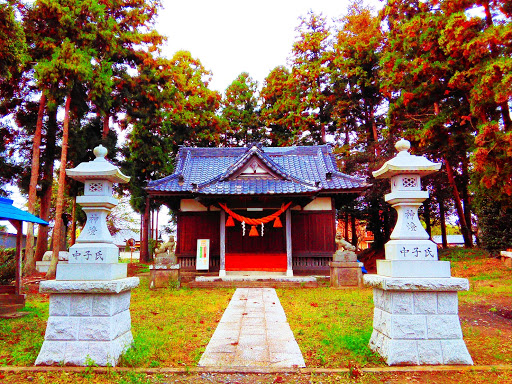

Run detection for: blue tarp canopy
[[0, 197, 48, 225]]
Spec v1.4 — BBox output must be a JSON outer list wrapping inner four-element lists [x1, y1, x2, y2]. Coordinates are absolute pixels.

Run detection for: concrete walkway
[[198, 288, 306, 368]]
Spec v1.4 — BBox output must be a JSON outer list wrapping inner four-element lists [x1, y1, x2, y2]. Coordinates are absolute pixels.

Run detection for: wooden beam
[[219, 210, 226, 276]]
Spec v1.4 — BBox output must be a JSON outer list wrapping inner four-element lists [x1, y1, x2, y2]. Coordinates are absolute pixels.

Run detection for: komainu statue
[[333, 232, 357, 262], [154, 235, 177, 265]]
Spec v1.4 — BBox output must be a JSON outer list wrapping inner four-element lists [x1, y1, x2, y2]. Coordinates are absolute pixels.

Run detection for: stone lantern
[[36, 145, 139, 367], [364, 139, 472, 365]]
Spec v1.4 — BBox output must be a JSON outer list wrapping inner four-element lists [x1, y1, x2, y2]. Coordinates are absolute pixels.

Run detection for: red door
[[225, 210, 286, 271]]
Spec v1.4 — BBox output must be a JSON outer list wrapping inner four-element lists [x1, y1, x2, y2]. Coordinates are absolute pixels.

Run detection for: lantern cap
[[372, 139, 441, 179], [66, 145, 130, 184]]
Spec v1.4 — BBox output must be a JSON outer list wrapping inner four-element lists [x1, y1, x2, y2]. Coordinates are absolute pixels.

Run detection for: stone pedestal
[[37, 252, 69, 273], [329, 261, 363, 288], [331, 235, 362, 288], [149, 264, 180, 289], [35, 278, 139, 366], [500, 251, 512, 268], [35, 261, 51, 273], [365, 275, 472, 365], [365, 139, 472, 366]]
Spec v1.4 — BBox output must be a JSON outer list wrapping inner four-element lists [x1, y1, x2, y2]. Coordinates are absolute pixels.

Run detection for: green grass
[[0, 296, 48, 366], [120, 280, 234, 367], [439, 247, 489, 262], [470, 271, 505, 281], [277, 288, 381, 367]]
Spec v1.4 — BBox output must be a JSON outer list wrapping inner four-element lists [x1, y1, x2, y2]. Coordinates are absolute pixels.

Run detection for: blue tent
[[0, 197, 48, 314]]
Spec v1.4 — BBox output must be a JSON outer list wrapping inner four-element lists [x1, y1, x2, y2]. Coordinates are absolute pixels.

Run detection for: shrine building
[[146, 143, 366, 276]]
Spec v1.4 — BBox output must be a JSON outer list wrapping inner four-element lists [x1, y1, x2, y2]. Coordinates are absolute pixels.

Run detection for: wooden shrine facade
[[146, 144, 366, 276]]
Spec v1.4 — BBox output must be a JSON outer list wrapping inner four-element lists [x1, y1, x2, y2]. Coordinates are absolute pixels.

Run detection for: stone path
[[198, 288, 306, 368]]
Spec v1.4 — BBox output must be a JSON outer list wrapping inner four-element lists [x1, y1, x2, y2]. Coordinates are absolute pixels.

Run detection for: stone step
[[0, 303, 25, 315], [0, 294, 25, 305], [186, 280, 318, 288], [0, 285, 15, 294]]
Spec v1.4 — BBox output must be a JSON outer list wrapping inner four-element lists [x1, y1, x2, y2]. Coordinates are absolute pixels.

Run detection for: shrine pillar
[[286, 209, 293, 276], [219, 210, 226, 277]]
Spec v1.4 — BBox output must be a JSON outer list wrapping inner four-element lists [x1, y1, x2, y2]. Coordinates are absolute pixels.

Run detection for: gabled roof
[[0, 197, 49, 225], [147, 144, 366, 196]]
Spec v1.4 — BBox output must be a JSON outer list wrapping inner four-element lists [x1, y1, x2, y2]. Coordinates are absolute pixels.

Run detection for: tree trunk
[[370, 198, 386, 248], [344, 212, 349, 240], [482, 0, 493, 27], [439, 197, 448, 249], [351, 215, 358, 248], [344, 122, 350, 146], [370, 106, 380, 156], [461, 159, 473, 246], [35, 107, 57, 262], [35, 185, 52, 260], [383, 205, 391, 243], [24, 93, 46, 276], [424, 200, 431, 238], [70, 196, 77, 246], [46, 94, 71, 279], [444, 157, 472, 248], [102, 113, 110, 140], [140, 196, 150, 263]]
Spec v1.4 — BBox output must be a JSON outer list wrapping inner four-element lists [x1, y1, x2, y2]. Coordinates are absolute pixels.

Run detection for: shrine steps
[[184, 273, 320, 288], [0, 285, 26, 318], [185, 280, 319, 288]]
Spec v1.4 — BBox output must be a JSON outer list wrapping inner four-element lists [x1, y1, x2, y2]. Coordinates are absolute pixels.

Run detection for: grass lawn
[[0, 248, 510, 383], [278, 287, 379, 367]]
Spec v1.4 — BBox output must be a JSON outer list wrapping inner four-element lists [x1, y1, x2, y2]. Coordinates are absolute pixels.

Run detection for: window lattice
[[402, 177, 417, 188], [89, 182, 103, 192]]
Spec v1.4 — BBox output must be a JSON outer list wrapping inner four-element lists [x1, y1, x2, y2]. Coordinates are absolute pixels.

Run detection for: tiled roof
[[0, 197, 49, 225], [147, 144, 366, 195]]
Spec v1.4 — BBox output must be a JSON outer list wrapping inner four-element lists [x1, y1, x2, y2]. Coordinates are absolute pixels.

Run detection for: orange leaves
[[472, 122, 512, 202], [402, 91, 415, 107], [422, 41, 434, 52], [460, 115, 472, 125]]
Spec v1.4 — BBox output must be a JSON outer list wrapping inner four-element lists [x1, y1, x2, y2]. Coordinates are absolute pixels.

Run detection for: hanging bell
[[226, 215, 235, 227], [249, 225, 259, 237], [273, 216, 283, 228]]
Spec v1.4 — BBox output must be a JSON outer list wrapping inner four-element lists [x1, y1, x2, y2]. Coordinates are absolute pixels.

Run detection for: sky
[[155, 0, 384, 93]]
